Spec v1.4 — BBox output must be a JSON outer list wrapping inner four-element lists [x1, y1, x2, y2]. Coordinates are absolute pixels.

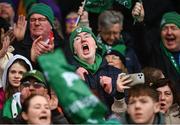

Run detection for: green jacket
[[2, 97, 21, 118]]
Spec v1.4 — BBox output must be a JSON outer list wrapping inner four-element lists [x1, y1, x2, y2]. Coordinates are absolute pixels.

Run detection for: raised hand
[[76, 67, 88, 80], [116, 73, 132, 92], [100, 76, 112, 94], [13, 15, 27, 41], [1, 28, 15, 44], [78, 5, 89, 27], [46, 90, 59, 110], [31, 35, 55, 62], [132, 2, 144, 22]]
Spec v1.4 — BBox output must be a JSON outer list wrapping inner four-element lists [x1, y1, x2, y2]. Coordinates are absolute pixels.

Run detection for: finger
[[122, 79, 133, 85], [10, 36, 15, 43], [0, 28, 5, 40], [121, 75, 131, 81], [4, 29, 13, 36], [34, 36, 42, 44], [37, 41, 51, 51], [123, 86, 130, 89]]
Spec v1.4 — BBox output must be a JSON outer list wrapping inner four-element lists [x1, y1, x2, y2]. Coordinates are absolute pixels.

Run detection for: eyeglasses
[[21, 81, 45, 89], [30, 17, 47, 23], [65, 18, 77, 23]]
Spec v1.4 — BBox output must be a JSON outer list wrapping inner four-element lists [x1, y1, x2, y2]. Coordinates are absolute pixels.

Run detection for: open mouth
[[39, 116, 48, 120], [165, 37, 176, 43], [160, 103, 166, 107], [160, 102, 166, 111], [82, 44, 89, 54]]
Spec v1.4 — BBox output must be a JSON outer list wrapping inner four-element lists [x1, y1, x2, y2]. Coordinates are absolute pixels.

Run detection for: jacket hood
[[1, 55, 33, 90]]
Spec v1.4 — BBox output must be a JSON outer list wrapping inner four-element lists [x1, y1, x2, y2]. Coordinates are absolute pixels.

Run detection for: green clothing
[[2, 97, 21, 118], [38, 49, 121, 124], [74, 53, 102, 74]]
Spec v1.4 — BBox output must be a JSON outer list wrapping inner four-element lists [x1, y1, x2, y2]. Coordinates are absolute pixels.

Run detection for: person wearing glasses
[[12, 3, 62, 69], [1, 70, 68, 124], [96, 10, 141, 74]]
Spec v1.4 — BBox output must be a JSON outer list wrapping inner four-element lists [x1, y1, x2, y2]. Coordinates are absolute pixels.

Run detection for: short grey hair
[[98, 10, 124, 30]]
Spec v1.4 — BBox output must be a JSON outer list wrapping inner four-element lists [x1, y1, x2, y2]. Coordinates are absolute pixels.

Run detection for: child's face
[[127, 96, 159, 124]]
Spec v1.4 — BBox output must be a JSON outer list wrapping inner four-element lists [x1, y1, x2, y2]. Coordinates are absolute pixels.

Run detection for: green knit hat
[[106, 44, 126, 65], [27, 3, 54, 27], [21, 70, 47, 88], [69, 26, 97, 53], [160, 11, 180, 29]]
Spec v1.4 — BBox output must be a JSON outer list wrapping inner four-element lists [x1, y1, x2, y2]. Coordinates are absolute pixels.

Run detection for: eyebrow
[[76, 32, 89, 37]]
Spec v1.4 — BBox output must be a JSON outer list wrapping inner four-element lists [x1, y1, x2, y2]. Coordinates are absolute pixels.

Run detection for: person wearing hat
[[96, 10, 141, 74], [12, 3, 62, 68], [0, 0, 15, 27], [2, 69, 69, 124], [105, 44, 128, 73], [133, 11, 180, 91], [70, 26, 122, 116]]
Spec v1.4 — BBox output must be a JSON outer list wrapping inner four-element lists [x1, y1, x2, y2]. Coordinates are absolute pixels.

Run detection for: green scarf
[[74, 54, 102, 74], [97, 35, 126, 56], [160, 42, 180, 74]]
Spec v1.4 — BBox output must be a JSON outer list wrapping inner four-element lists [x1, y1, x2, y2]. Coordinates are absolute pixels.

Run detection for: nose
[[134, 102, 141, 109], [110, 34, 115, 41], [41, 108, 47, 113], [160, 93, 166, 101], [34, 20, 40, 25], [81, 36, 86, 41], [167, 28, 173, 35], [107, 57, 113, 63], [15, 73, 21, 78], [29, 84, 35, 91]]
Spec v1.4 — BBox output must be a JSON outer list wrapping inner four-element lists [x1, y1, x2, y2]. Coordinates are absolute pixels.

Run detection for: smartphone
[[128, 73, 145, 86], [118, 73, 145, 87], [44, 32, 54, 44]]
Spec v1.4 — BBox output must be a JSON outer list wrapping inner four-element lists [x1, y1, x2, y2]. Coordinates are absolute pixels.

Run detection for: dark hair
[[5, 59, 31, 99], [127, 84, 159, 103], [142, 67, 164, 85], [151, 78, 180, 105]]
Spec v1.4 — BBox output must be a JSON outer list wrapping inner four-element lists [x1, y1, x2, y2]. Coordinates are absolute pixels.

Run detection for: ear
[[21, 112, 28, 121], [95, 45, 97, 49], [74, 50, 77, 54], [154, 102, 160, 113]]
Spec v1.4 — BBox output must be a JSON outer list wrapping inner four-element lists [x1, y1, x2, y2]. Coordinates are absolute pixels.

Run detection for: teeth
[[39, 116, 47, 120], [82, 44, 88, 47]]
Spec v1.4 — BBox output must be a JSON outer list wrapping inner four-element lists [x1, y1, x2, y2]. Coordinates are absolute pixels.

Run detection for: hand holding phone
[[118, 73, 145, 87], [117, 73, 131, 92], [127, 73, 145, 87]]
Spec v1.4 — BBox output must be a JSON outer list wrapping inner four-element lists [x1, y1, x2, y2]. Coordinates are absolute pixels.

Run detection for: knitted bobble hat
[[28, 3, 54, 27], [160, 11, 180, 29]]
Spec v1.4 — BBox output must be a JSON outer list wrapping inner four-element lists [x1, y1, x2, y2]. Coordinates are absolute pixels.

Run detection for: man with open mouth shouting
[[69, 26, 122, 117]]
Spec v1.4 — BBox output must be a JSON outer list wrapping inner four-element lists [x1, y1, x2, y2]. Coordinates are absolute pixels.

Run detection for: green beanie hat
[[160, 11, 180, 29], [28, 3, 54, 27], [106, 44, 126, 65], [0, 0, 15, 11], [21, 70, 47, 88], [69, 26, 97, 53]]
